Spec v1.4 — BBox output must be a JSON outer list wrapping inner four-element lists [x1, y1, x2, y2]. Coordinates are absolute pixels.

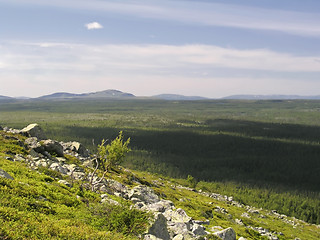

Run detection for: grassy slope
[[0, 130, 320, 239], [0, 131, 146, 240]]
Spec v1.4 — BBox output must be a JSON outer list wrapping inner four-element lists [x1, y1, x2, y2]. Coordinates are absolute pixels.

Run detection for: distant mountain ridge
[[223, 94, 320, 100], [152, 94, 207, 100], [2, 90, 320, 101], [0, 95, 13, 100], [38, 89, 135, 99]]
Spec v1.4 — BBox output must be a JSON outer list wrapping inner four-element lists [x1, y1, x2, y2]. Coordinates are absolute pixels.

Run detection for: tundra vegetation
[[1, 98, 320, 228]]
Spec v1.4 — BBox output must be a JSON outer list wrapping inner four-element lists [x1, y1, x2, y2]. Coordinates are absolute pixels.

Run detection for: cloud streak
[[2, 42, 319, 72]]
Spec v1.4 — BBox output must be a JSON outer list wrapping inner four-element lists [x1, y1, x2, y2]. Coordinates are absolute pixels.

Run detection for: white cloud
[[85, 22, 103, 30]]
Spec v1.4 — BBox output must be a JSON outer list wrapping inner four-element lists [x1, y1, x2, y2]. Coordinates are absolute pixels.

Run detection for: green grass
[[0, 132, 150, 239]]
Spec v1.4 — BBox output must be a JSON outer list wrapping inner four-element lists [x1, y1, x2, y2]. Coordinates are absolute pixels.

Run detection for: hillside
[[1, 124, 319, 240]]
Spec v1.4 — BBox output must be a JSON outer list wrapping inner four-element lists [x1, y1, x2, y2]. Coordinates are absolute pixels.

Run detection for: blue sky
[[1, 0, 320, 98]]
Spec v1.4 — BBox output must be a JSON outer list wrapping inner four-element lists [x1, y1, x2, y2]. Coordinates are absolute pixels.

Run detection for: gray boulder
[[62, 141, 89, 157], [41, 139, 64, 157], [21, 123, 46, 140], [129, 185, 159, 204], [144, 199, 174, 213], [0, 169, 14, 180], [191, 223, 206, 236], [164, 208, 192, 224], [213, 227, 236, 240], [147, 213, 170, 240]]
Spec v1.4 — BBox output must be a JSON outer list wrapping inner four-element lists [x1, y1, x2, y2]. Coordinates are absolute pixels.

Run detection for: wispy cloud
[[85, 22, 103, 30], [2, 0, 320, 37], [1, 41, 320, 97], [2, 42, 320, 72]]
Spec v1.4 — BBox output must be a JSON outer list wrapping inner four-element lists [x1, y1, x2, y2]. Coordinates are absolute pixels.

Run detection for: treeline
[[196, 181, 320, 225]]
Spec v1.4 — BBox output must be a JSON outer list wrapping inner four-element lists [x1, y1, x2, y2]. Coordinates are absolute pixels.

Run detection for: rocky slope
[[1, 124, 319, 240]]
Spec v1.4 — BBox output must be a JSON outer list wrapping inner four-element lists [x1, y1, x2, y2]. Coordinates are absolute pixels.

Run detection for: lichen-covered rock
[[129, 185, 159, 204], [213, 227, 236, 240], [0, 169, 14, 180], [21, 123, 47, 140]]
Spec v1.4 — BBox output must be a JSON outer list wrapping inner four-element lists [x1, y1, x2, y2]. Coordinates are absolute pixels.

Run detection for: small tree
[[90, 131, 131, 191], [100, 131, 131, 172]]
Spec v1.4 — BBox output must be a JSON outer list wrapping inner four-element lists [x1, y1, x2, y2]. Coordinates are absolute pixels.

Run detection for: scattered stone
[[25, 137, 44, 152], [235, 218, 244, 226], [213, 227, 236, 240], [241, 212, 251, 218], [49, 162, 69, 175], [14, 154, 25, 162], [21, 123, 47, 140], [0, 169, 14, 180], [58, 180, 72, 187], [214, 206, 228, 214]]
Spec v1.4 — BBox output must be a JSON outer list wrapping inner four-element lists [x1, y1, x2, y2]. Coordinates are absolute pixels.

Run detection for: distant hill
[[0, 95, 12, 100], [38, 90, 135, 100], [222, 94, 320, 100], [0, 95, 15, 102], [152, 94, 207, 101]]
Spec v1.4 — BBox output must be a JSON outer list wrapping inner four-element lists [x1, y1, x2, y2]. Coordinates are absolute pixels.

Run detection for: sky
[[0, 0, 320, 98]]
